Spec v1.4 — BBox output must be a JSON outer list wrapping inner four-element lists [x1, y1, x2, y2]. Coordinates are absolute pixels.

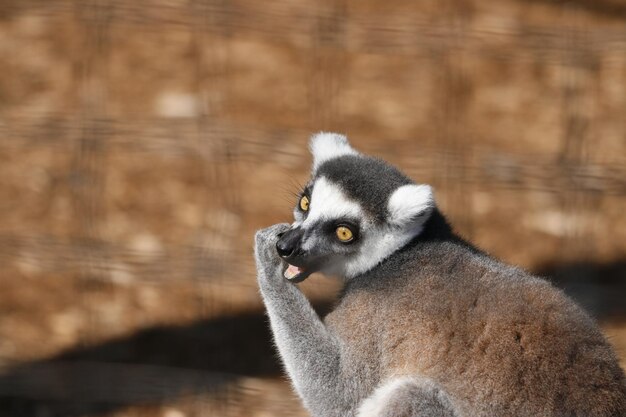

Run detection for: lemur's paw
[[254, 223, 290, 276]]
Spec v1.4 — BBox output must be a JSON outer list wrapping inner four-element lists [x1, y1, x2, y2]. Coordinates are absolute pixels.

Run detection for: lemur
[[254, 133, 626, 417]]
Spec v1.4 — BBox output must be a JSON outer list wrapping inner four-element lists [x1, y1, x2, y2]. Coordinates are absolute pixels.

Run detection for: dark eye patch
[[321, 218, 361, 242]]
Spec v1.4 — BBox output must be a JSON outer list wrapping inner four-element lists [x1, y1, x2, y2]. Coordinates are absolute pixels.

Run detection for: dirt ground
[[0, 0, 625, 416]]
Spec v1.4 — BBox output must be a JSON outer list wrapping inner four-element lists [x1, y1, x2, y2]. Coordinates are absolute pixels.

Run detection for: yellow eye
[[335, 226, 354, 242], [299, 195, 310, 211]]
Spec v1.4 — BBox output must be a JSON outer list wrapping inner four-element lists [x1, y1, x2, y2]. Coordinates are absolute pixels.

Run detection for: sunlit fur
[[304, 177, 363, 227], [357, 376, 457, 417], [388, 184, 434, 227], [310, 132, 358, 170], [254, 134, 626, 417]]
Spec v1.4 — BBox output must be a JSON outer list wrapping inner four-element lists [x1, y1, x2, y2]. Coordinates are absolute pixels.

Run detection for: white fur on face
[[297, 177, 433, 280], [341, 222, 422, 278], [309, 132, 358, 170], [339, 184, 434, 279], [387, 184, 434, 226], [303, 177, 363, 226], [300, 177, 363, 252]]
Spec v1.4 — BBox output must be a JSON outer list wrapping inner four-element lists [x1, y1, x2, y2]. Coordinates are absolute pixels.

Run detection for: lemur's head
[[277, 133, 435, 283]]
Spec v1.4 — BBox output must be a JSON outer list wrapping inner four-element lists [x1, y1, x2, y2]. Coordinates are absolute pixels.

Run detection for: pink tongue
[[284, 264, 303, 280]]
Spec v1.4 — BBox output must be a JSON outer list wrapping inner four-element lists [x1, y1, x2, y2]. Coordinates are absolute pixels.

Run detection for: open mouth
[[283, 264, 314, 283]]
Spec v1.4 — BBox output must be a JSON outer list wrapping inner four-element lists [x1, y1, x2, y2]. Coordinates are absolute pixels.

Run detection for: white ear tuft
[[387, 184, 435, 227], [309, 132, 358, 170]]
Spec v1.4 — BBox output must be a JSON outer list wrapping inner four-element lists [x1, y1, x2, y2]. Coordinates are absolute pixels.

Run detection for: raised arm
[[254, 223, 351, 417]]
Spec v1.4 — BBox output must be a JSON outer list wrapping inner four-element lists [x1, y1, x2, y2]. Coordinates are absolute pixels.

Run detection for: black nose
[[275, 228, 303, 259], [276, 239, 294, 258]]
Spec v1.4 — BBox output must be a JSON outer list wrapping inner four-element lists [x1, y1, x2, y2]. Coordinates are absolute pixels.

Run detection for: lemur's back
[[326, 238, 626, 417]]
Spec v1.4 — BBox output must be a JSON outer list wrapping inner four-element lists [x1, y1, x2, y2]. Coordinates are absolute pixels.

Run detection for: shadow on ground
[[528, 0, 626, 18], [0, 261, 623, 416], [538, 259, 626, 319], [0, 302, 332, 417]]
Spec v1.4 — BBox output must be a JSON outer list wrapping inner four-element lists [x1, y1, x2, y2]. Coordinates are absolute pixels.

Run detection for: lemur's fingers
[[254, 223, 290, 267], [255, 223, 290, 247]]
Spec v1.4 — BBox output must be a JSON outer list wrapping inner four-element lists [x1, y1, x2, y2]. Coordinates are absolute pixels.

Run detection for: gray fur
[[255, 224, 352, 417], [316, 154, 413, 223], [254, 134, 626, 417], [358, 377, 459, 417]]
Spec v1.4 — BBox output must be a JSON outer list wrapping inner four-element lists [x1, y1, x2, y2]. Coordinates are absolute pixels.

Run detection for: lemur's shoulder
[[355, 233, 586, 327], [330, 217, 600, 351]]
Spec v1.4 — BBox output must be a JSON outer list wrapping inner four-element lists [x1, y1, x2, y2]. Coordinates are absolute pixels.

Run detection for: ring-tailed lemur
[[254, 133, 626, 417]]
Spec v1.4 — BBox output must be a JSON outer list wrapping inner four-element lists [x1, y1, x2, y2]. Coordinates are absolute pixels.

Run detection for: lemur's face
[[276, 133, 434, 282]]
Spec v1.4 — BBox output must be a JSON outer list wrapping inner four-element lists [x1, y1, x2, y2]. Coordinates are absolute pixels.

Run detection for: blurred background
[[0, 0, 625, 416]]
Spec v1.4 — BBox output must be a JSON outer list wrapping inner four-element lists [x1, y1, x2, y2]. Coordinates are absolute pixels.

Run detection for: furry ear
[[309, 132, 358, 170], [387, 184, 435, 227]]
